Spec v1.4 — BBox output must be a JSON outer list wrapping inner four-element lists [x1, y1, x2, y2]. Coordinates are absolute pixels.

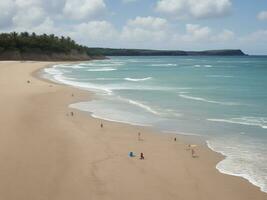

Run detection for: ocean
[[43, 56, 267, 192]]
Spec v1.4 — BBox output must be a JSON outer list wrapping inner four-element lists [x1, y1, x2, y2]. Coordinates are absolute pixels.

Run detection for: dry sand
[[0, 61, 266, 200]]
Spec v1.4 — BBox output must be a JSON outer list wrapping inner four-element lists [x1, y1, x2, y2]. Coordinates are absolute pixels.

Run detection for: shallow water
[[43, 56, 267, 192]]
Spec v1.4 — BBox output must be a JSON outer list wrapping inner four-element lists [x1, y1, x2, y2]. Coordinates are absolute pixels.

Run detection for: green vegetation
[[0, 32, 88, 55], [0, 32, 246, 60]]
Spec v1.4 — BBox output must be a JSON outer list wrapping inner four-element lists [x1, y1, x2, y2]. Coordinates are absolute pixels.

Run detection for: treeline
[[0, 32, 246, 60], [0, 32, 89, 55]]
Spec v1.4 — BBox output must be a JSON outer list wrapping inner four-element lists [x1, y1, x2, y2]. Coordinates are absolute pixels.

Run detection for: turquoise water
[[44, 56, 267, 192]]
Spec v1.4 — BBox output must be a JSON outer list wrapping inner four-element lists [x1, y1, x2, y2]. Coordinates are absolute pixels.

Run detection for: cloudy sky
[[0, 0, 267, 54]]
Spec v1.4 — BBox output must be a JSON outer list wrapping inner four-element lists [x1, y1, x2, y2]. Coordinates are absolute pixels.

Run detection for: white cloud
[[73, 20, 117, 42], [240, 30, 267, 43], [12, 6, 45, 28], [212, 29, 234, 42], [121, 16, 169, 42], [0, 0, 262, 54], [12, 17, 59, 36], [0, 0, 16, 28], [172, 24, 234, 44], [257, 11, 267, 21], [0, 0, 109, 38], [63, 0, 106, 20], [15, 0, 42, 8], [127, 16, 168, 30], [31, 17, 58, 34], [182, 24, 212, 41], [155, 0, 232, 19]]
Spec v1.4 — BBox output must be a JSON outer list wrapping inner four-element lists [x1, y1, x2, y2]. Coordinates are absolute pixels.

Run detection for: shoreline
[[0, 60, 266, 199], [40, 61, 267, 194]]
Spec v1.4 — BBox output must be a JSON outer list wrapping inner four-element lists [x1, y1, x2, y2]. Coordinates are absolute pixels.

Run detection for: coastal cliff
[[88, 48, 246, 56]]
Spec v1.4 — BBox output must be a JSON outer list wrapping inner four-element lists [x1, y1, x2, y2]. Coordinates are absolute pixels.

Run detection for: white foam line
[[206, 75, 234, 78], [149, 63, 177, 67], [163, 130, 201, 136], [179, 94, 240, 106], [124, 77, 152, 82], [91, 114, 152, 127], [87, 67, 117, 72], [193, 64, 213, 68], [207, 118, 267, 129], [57, 64, 86, 69], [44, 67, 113, 95], [128, 99, 160, 116], [206, 140, 267, 193], [69, 103, 152, 127]]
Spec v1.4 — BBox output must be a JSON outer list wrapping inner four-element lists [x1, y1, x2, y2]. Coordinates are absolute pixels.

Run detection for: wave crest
[[207, 117, 267, 129], [87, 67, 117, 72], [124, 77, 152, 82], [179, 94, 239, 106], [149, 63, 177, 67]]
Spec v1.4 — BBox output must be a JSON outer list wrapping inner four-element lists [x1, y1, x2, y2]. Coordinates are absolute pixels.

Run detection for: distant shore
[[0, 60, 265, 200]]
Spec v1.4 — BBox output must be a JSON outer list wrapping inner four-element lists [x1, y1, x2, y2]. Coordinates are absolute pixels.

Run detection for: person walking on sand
[[186, 144, 191, 151], [140, 152, 144, 160], [138, 132, 141, 141], [71, 111, 74, 116], [191, 148, 195, 158], [100, 122, 103, 128], [174, 137, 177, 141]]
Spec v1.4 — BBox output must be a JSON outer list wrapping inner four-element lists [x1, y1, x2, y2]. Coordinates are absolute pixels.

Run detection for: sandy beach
[[0, 61, 266, 200]]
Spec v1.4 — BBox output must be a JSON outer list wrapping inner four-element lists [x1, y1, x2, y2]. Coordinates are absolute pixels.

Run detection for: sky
[[0, 0, 267, 55]]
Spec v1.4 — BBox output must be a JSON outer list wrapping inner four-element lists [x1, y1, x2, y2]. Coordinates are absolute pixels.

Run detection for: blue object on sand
[[129, 152, 134, 157]]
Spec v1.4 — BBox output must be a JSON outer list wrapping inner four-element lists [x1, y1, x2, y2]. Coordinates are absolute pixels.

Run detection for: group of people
[[100, 123, 145, 160], [173, 137, 197, 158], [129, 151, 145, 160], [137, 132, 144, 159], [100, 122, 197, 160]]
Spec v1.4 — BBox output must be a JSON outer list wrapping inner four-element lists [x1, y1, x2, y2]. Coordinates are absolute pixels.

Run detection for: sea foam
[[206, 75, 234, 78], [207, 137, 267, 193], [124, 77, 152, 82], [207, 117, 267, 129], [149, 63, 177, 67], [193, 64, 213, 68], [179, 94, 240, 106], [87, 67, 117, 72]]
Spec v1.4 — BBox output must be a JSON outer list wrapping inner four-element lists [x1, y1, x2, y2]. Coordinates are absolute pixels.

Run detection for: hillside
[[88, 48, 246, 56]]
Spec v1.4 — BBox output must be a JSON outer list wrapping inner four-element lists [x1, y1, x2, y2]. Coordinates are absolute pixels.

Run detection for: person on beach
[[186, 144, 191, 150], [100, 122, 103, 128], [174, 137, 177, 141], [191, 149, 195, 158], [140, 152, 144, 160], [71, 111, 74, 116], [138, 132, 141, 141]]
